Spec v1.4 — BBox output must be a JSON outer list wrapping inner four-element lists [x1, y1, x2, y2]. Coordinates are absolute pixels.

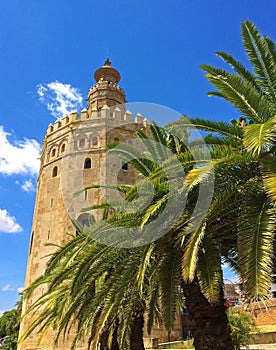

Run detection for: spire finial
[[104, 57, 111, 67]]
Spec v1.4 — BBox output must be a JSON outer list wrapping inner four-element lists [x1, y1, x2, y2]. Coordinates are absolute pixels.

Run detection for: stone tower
[[18, 60, 183, 350], [18, 60, 149, 350]]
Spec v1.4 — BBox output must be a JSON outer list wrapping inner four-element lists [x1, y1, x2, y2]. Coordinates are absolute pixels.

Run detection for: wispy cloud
[[0, 310, 6, 316], [0, 209, 22, 233], [37, 81, 83, 119], [17, 287, 24, 293], [0, 126, 41, 176], [16, 179, 36, 192], [2, 284, 14, 292]]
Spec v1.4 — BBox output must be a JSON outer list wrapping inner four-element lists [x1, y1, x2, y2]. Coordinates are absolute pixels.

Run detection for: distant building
[[224, 283, 241, 305]]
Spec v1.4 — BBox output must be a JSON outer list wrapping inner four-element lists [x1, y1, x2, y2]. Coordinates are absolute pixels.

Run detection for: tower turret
[[87, 59, 126, 117]]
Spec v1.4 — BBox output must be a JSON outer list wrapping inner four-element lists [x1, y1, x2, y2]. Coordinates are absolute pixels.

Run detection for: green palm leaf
[[201, 65, 275, 122], [179, 117, 244, 140], [158, 247, 182, 333], [216, 51, 260, 91], [182, 222, 206, 281], [243, 115, 276, 155], [108, 143, 156, 176], [197, 236, 222, 302], [238, 197, 276, 301], [261, 155, 276, 202], [242, 21, 276, 103]]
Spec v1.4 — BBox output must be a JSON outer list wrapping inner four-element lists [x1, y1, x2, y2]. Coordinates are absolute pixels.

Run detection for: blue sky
[[0, 0, 276, 313]]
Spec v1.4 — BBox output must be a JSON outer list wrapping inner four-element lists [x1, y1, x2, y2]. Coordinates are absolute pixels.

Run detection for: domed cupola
[[87, 59, 126, 117]]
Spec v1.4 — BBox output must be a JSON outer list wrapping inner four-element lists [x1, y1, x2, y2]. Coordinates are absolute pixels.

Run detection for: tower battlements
[[46, 107, 149, 136]]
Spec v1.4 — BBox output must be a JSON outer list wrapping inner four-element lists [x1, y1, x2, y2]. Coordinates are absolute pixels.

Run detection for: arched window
[[60, 143, 66, 153], [77, 213, 90, 227], [79, 138, 85, 148], [29, 231, 34, 255], [122, 162, 128, 170], [52, 166, 58, 177], [51, 148, 56, 157], [84, 158, 92, 169]]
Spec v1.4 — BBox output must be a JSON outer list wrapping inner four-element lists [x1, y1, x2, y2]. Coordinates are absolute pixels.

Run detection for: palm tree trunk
[[99, 325, 120, 350], [111, 322, 120, 350], [181, 278, 234, 350], [130, 307, 145, 350], [99, 330, 109, 350]]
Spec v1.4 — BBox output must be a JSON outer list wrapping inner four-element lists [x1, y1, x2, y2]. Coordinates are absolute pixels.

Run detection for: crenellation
[[91, 108, 98, 118], [124, 110, 132, 122], [101, 104, 110, 118], [54, 120, 62, 130], [81, 108, 88, 120], [69, 110, 79, 122], [61, 114, 70, 125], [113, 106, 122, 119], [46, 124, 54, 134], [46, 106, 147, 142], [135, 112, 144, 124]]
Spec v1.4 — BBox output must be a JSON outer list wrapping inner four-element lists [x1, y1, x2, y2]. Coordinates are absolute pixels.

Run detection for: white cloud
[[0, 209, 22, 233], [16, 179, 36, 192], [0, 126, 41, 176], [2, 284, 14, 292], [0, 310, 5, 316], [17, 287, 24, 293], [37, 81, 83, 119]]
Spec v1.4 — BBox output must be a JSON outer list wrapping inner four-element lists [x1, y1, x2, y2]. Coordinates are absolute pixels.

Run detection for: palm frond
[[108, 143, 156, 176], [140, 193, 169, 229], [182, 222, 206, 281], [261, 155, 276, 202], [243, 114, 276, 155], [201, 64, 276, 123], [238, 197, 276, 301], [197, 236, 222, 302], [179, 117, 244, 140], [158, 247, 182, 332], [74, 184, 131, 198], [216, 51, 260, 91], [242, 21, 276, 104]]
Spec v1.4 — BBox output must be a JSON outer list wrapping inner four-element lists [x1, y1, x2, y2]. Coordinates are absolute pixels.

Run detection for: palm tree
[[171, 20, 276, 302], [162, 19, 276, 347], [108, 125, 234, 350], [21, 124, 234, 350]]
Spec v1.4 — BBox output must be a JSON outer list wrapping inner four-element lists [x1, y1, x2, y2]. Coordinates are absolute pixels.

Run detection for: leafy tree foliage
[[0, 297, 22, 350], [0, 310, 19, 338], [227, 308, 257, 350]]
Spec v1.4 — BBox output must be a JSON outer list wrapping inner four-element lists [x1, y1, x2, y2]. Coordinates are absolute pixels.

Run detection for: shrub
[[227, 307, 258, 350]]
